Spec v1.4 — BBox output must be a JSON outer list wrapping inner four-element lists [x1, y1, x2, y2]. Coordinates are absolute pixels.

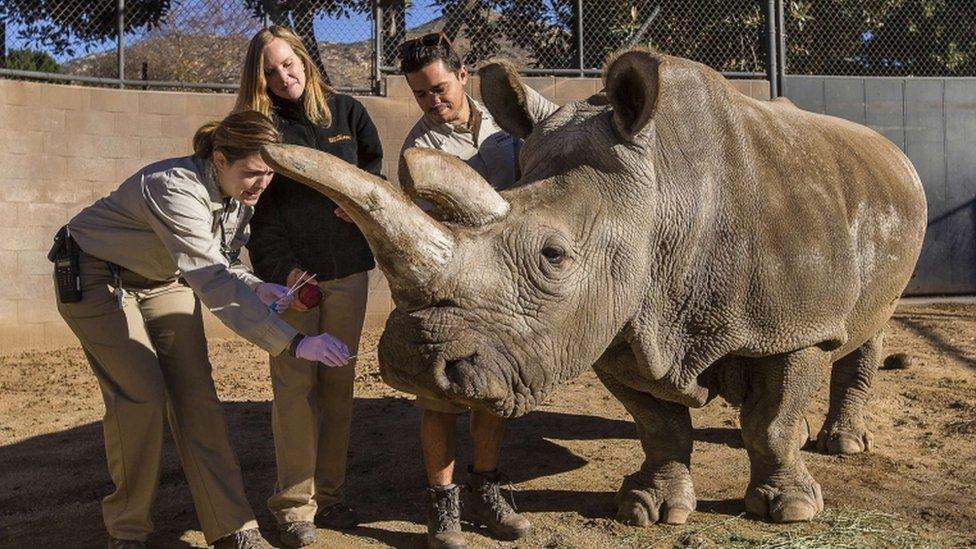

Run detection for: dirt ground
[[1, 303, 974, 548]]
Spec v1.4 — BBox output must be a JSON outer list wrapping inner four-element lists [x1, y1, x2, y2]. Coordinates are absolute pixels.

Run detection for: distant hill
[[61, 15, 540, 91], [62, 17, 447, 90], [63, 33, 374, 90]]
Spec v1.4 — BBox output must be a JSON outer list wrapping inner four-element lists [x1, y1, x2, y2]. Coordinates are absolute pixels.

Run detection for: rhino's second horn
[[260, 143, 455, 293], [400, 147, 510, 227]]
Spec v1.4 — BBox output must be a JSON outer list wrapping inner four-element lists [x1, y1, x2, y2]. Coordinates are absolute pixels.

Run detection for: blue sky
[[4, 4, 444, 63]]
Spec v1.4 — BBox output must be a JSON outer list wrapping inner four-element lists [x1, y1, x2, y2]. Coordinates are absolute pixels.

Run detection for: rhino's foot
[[815, 423, 872, 455], [615, 467, 696, 526], [745, 477, 823, 523]]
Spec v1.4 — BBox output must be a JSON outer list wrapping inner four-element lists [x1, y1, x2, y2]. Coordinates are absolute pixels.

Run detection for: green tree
[[0, 0, 171, 57], [419, 0, 976, 76], [786, 0, 976, 76], [425, 1, 764, 72], [5, 47, 60, 72]]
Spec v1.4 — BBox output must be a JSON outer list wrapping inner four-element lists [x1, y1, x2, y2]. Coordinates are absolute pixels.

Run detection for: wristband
[[287, 334, 304, 358]]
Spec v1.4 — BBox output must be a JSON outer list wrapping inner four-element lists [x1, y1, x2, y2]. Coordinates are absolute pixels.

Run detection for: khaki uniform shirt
[[402, 96, 517, 189], [68, 155, 297, 355], [402, 90, 558, 188]]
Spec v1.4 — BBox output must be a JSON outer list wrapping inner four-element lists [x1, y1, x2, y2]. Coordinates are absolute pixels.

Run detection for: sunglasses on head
[[398, 32, 452, 57]]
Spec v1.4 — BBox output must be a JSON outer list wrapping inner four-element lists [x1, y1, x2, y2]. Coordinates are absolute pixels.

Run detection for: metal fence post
[[0, 22, 6, 69], [764, 0, 778, 97], [117, 0, 125, 89], [576, 0, 584, 76], [775, 0, 787, 95], [373, 0, 382, 95]]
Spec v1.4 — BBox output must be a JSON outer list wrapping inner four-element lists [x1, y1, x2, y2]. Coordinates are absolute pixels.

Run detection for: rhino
[[260, 49, 927, 525]]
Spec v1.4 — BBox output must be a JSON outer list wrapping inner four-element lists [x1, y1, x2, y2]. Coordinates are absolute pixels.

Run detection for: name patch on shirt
[[329, 134, 352, 144]]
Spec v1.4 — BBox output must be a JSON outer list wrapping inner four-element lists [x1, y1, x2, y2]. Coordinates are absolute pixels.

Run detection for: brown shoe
[[278, 521, 316, 547], [211, 528, 272, 549], [316, 501, 360, 530], [463, 468, 532, 540], [427, 484, 467, 549], [107, 538, 147, 549]]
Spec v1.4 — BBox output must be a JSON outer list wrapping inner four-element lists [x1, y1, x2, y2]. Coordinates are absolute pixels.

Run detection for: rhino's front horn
[[261, 144, 454, 293], [400, 148, 510, 226]]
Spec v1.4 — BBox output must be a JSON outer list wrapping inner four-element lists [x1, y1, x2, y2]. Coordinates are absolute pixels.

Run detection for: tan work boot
[[426, 484, 467, 549], [463, 468, 532, 541]]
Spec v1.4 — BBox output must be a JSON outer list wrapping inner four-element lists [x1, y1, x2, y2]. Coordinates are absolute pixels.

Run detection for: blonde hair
[[193, 110, 281, 162], [234, 25, 333, 127]]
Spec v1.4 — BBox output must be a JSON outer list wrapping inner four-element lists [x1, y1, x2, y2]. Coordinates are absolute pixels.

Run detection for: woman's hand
[[295, 333, 350, 367], [256, 282, 294, 313]]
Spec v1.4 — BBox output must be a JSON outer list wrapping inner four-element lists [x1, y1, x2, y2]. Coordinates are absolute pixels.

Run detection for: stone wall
[[0, 75, 769, 354]]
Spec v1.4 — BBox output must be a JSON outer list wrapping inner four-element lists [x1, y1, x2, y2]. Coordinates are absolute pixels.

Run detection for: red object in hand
[[297, 283, 322, 308]]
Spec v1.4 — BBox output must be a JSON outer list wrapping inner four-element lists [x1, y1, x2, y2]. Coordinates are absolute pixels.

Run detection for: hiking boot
[[463, 467, 532, 540], [427, 484, 467, 549], [278, 521, 316, 548], [211, 528, 272, 549], [316, 501, 360, 530], [107, 538, 147, 549]]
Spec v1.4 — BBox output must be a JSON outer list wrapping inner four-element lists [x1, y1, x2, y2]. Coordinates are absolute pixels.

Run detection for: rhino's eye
[[541, 245, 565, 266]]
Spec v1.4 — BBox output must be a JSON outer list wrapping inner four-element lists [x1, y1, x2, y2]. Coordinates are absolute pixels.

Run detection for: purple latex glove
[[255, 282, 294, 313], [295, 333, 350, 367]]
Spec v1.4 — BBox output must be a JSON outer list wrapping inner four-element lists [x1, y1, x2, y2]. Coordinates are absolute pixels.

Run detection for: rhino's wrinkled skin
[[261, 50, 926, 525]]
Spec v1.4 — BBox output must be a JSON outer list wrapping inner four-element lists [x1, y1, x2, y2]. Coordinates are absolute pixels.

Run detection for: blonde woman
[[234, 26, 383, 548], [54, 111, 351, 549]]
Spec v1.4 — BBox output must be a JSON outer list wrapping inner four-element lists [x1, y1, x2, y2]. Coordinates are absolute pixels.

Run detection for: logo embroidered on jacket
[[328, 134, 352, 143]]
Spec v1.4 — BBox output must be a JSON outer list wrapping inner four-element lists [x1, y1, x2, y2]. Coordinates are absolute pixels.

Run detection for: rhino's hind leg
[[741, 347, 827, 523], [816, 330, 884, 454], [593, 366, 696, 526]]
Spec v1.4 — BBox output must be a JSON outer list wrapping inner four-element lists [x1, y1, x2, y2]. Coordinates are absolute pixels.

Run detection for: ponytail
[[192, 121, 220, 158]]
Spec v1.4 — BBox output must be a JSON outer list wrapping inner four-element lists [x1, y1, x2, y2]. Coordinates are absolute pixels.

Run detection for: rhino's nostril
[[433, 298, 460, 308], [444, 353, 477, 388]]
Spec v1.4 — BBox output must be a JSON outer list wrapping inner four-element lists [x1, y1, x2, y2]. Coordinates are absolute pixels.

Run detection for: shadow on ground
[[0, 397, 636, 547]]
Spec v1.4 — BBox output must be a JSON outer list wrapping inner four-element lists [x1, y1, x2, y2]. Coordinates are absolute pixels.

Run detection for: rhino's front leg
[[593, 365, 695, 526], [741, 346, 827, 523]]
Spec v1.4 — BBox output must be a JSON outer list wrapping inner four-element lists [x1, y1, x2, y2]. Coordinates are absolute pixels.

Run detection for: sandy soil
[[1, 303, 974, 548]]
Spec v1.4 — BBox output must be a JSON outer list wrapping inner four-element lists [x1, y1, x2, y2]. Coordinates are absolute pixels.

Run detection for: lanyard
[[217, 199, 241, 264]]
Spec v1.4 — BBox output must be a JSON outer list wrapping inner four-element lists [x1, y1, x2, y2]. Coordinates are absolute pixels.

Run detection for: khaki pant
[[57, 253, 257, 544], [267, 271, 369, 524]]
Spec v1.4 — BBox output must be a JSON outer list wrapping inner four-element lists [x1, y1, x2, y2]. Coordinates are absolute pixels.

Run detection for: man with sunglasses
[[398, 32, 556, 549]]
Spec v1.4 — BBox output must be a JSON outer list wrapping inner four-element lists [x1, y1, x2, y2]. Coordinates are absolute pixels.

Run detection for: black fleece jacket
[[248, 93, 383, 284]]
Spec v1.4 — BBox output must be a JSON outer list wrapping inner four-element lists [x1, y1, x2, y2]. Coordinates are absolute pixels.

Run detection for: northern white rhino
[[261, 49, 926, 526]]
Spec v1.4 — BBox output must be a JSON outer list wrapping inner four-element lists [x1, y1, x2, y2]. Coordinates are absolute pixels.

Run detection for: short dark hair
[[399, 32, 463, 74]]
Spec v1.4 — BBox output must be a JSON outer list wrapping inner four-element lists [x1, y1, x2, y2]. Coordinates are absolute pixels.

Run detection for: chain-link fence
[[377, 1, 767, 77], [0, 0, 377, 91], [785, 1, 976, 77], [1, 1, 975, 93]]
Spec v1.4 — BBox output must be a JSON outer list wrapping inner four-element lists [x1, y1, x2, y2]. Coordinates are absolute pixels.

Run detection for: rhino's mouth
[[376, 307, 544, 417], [377, 331, 520, 416], [437, 352, 516, 413]]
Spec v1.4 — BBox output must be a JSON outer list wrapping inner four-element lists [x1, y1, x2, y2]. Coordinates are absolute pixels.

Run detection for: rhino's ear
[[605, 50, 662, 142], [478, 61, 556, 139]]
